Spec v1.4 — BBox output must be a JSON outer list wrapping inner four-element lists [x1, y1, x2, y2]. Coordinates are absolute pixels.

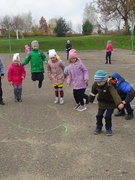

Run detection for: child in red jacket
[[105, 40, 113, 64], [7, 53, 26, 102]]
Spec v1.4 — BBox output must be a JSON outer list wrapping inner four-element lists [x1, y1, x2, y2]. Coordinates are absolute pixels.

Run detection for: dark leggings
[[73, 88, 86, 106], [31, 72, 44, 82]]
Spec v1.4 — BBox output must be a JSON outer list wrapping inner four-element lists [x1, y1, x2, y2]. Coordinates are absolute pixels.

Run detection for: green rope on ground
[[0, 114, 68, 134]]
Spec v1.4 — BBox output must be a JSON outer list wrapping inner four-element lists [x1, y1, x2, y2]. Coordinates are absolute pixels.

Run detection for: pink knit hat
[[69, 49, 77, 59]]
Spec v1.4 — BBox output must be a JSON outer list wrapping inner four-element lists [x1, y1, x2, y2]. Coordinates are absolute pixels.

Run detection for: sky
[[0, 0, 93, 32]]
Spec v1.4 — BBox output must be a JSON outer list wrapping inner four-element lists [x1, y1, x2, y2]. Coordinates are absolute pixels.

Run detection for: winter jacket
[[22, 49, 47, 73], [47, 59, 65, 85], [106, 43, 113, 52], [66, 43, 72, 52], [111, 73, 135, 103], [7, 63, 26, 85], [67, 58, 89, 89], [89, 81, 122, 109], [0, 59, 4, 76]]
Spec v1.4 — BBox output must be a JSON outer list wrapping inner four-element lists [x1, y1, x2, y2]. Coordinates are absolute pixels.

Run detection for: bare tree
[[97, 0, 135, 34], [83, 2, 98, 25]]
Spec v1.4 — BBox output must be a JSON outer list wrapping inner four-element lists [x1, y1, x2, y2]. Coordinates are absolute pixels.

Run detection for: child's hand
[[9, 81, 12, 85], [67, 83, 70, 86], [22, 76, 24, 79], [118, 103, 124, 110], [1, 75, 4, 79]]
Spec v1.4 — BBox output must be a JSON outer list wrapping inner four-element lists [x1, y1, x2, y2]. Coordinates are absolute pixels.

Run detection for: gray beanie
[[31, 40, 39, 48]]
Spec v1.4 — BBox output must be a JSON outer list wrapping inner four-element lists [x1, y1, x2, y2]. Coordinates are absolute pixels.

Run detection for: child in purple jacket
[[67, 49, 89, 112]]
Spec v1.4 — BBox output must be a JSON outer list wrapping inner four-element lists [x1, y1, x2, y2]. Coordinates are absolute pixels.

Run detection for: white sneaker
[[54, 97, 59, 104], [59, 98, 64, 105], [76, 105, 87, 112], [73, 104, 80, 110]]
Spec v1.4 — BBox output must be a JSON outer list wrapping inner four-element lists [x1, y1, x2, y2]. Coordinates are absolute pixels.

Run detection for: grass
[[0, 35, 134, 54]]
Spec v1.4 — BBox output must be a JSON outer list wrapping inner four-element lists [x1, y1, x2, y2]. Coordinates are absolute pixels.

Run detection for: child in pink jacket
[[67, 49, 89, 112], [105, 40, 113, 64], [25, 45, 30, 55], [7, 53, 26, 102], [47, 49, 65, 104]]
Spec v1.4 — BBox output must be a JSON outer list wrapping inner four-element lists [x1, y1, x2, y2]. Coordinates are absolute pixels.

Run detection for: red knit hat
[[69, 49, 77, 59]]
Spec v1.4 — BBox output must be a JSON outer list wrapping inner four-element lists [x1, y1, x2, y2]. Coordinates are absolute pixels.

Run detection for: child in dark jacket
[[110, 73, 134, 120], [66, 40, 72, 60], [89, 70, 124, 136], [0, 58, 5, 105]]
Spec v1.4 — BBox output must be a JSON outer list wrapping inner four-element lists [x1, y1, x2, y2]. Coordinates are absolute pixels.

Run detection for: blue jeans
[[96, 108, 114, 129], [13, 85, 22, 99]]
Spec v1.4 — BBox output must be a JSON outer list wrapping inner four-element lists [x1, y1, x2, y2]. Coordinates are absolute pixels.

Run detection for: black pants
[[106, 51, 112, 63], [0, 77, 3, 102], [96, 108, 114, 130], [31, 72, 44, 82], [73, 88, 86, 106]]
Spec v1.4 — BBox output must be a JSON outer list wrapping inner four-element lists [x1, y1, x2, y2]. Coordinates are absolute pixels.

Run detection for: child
[[47, 49, 65, 104], [105, 40, 113, 64], [22, 40, 48, 88], [110, 73, 135, 120], [67, 49, 89, 111], [25, 45, 30, 55], [7, 53, 26, 102], [66, 40, 72, 60], [89, 70, 124, 136], [0, 58, 5, 105]]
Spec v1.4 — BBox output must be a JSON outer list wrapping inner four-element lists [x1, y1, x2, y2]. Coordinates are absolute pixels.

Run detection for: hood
[[111, 73, 125, 87]]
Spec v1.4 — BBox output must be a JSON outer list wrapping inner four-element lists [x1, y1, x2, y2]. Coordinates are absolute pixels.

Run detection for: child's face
[[70, 58, 77, 63], [13, 60, 20, 65], [32, 45, 39, 49], [96, 81, 106, 86], [50, 57, 57, 63]]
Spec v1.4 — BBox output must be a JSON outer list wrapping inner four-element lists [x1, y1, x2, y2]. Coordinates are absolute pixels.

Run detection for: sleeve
[[21, 66, 26, 78], [41, 52, 48, 62], [7, 66, 12, 82], [109, 86, 122, 106], [80, 61, 89, 81], [0, 59, 4, 75], [67, 67, 72, 84], [88, 82, 97, 103], [21, 55, 31, 66]]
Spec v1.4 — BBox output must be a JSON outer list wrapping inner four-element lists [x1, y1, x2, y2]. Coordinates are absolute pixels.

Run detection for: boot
[[114, 109, 125, 116], [106, 128, 112, 136], [94, 126, 102, 135], [125, 109, 134, 120]]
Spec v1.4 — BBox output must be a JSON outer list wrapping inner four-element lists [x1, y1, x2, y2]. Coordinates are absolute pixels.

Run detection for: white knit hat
[[48, 49, 56, 58], [13, 53, 20, 61]]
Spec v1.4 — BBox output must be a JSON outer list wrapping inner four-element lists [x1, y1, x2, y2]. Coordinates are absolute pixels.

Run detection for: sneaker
[[106, 129, 113, 136], [0, 101, 5, 105], [54, 97, 59, 104], [73, 104, 80, 110], [125, 114, 134, 120], [60, 98, 64, 105], [94, 128, 102, 135], [18, 98, 22, 102], [76, 105, 87, 112]]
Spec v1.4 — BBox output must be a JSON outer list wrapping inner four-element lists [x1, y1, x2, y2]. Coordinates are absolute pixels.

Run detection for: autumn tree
[[97, 0, 135, 34], [39, 16, 48, 34]]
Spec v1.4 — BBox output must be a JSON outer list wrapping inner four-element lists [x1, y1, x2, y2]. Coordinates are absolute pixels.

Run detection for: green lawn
[[0, 35, 134, 54]]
